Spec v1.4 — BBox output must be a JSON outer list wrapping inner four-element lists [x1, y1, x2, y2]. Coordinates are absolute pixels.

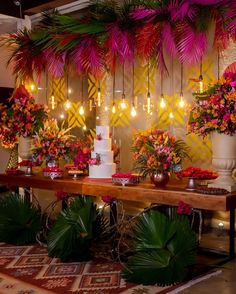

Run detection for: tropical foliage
[[132, 128, 189, 177], [1, 0, 236, 80], [122, 209, 197, 286], [188, 73, 236, 137], [47, 195, 108, 261], [0, 193, 42, 245]]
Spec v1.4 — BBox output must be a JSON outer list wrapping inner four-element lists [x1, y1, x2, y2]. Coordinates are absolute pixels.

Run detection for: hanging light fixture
[[217, 48, 220, 81], [130, 63, 137, 117], [111, 72, 116, 114], [97, 81, 101, 107], [199, 58, 204, 93], [144, 62, 153, 115], [120, 63, 128, 110], [49, 80, 57, 110], [79, 76, 85, 115], [178, 63, 185, 108], [64, 74, 71, 111], [160, 71, 166, 109]]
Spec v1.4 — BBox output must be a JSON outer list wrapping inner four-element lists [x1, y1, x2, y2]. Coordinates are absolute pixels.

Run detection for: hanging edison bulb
[[199, 75, 204, 93], [104, 105, 109, 112], [112, 102, 116, 114], [130, 103, 137, 117], [120, 94, 128, 110], [143, 92, 153, 115], [178, 92, 185, 108], [59, 112, 65, 119], [169, 112, 174, 119], [64, 99, 71, 111], [79, 103, 85, 115], [97, 86, 101, 107], [160, 94, 166, 109]]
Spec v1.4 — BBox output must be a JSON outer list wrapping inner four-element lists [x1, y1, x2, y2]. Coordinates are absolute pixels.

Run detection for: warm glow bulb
[[83, 125, 87, 130], [112, 103, 116, 114], [30, 84, 35, 91], [60, 113, 65, 119], [131, 104, 137, 117], [64, 99, 71, 110], [104, 105, 108, 112], [147, 95, 151, 114], [79, 104, 85, 115], [160, 96, 166, 109], [178, 94, 185, 108], [97, 88, 101, 107], [169, 112, 174, 119], [120, 96, 127, 110], [68, 88, 72, 94], [199, 80, 204, 93], [96, 116, 100, 120]]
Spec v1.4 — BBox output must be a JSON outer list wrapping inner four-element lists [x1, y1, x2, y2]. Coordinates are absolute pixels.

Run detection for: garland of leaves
[[1, 0, 236, 81]]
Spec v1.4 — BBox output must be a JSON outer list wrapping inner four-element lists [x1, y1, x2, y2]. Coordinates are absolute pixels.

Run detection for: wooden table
[[0, 173, 236, 258]]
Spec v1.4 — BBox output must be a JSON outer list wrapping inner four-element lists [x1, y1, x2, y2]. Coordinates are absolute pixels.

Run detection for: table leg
[[229, 209, 235, 259]]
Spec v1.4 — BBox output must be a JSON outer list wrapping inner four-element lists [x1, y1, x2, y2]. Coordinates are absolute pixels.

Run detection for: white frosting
[[89, 125, 116, 178], [96, 126, 110, 139], [91, 151, 113, 164], [89, 163, 116, 178], [94, 139, 111, 151]]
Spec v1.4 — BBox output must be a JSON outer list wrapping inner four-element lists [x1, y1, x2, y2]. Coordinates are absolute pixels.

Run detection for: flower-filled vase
[[18, 136, 32, 160], [150, 172, 170, 188], [208, 133, 236, 192]]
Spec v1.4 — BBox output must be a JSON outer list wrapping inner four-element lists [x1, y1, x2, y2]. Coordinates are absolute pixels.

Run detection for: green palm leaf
[[122, 210, 197, 286], [47, 195, 107, 261], [0, 193, 42, 245]]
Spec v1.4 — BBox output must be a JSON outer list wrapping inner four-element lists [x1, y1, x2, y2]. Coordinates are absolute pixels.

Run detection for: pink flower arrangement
[[132, 129, 189, 177], [0, 85, 48, 149], [88, 154, 101, 166], [188, 73, 236, 137], [112, 173, 136, 179], [102, 195, 114, 204]]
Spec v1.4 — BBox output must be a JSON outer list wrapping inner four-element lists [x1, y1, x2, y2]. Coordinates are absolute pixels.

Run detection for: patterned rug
[[0, 243, 221, 294]]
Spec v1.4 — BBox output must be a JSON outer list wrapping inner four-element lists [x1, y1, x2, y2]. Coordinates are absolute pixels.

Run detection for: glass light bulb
[[120, 97, 127, 110], [112, 103, 116, 114], [160, 96, 166, 108], [68, 88, 72, 94], [147, 95, 151, 114], [60, 113, 65, 119], [131, 104, 137, 117], [179, 94, 185, 108], [83, 125, 87, 130], [104, 105, 108, 112], [96, 116, 100, 120], [64, 99, 71, 110], [30, 84, 35, 91], [199, 80, 204, 93], [169, 112, 174, 119], [79, 104, 85, 115], [97, 88, 101, 107]]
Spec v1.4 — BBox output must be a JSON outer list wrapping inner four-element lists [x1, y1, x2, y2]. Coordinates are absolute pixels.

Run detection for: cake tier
[[94, 138, 111, 152], [89, 163, 116, 178], [91, 151, 113, 164], [96, 126, 110, 139]]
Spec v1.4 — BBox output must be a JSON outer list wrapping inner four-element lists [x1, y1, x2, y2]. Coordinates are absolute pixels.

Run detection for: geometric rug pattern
[[0, 243, 178, 294]]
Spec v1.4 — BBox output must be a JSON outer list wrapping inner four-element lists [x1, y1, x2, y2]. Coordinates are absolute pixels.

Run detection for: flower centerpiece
[[0, 85, 48, 149], [188, 73, 236, 191], [188, 73, 236, 137], [32, 119, 74, 166], [132, 129, 189, 187]]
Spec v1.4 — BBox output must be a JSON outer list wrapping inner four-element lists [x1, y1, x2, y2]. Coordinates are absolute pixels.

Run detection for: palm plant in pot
[[132, 129, 189, 187]]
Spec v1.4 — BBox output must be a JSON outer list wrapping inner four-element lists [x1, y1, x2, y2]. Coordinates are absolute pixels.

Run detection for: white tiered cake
[[89, 126, 116, 178]]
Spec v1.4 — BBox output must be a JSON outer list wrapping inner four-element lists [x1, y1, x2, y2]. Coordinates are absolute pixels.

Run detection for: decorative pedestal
[[208, 133, 236, 192], [18, 136, 32, 160]]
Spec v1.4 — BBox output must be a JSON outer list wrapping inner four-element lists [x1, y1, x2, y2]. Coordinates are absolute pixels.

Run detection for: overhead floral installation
[[1, 0, 236, 81]]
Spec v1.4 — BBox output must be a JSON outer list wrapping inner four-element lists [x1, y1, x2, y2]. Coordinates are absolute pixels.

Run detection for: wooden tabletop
[[0, 173, 236, 211]]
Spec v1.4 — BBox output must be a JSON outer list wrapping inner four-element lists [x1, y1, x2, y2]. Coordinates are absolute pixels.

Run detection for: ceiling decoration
[[1, 0, 236, 82]]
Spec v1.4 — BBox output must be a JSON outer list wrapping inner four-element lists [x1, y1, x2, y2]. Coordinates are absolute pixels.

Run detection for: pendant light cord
[[81, 76, 83, 103], [122, 63, 125, 97], [147, 62, 150, 96], [132, 63, 135, 103], [180, 63, 183, 95], [217, 48, 220, 81], [113, 72, 116, 103]]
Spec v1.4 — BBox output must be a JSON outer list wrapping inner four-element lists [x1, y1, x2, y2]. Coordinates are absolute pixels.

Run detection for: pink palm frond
[[43, 48, 66, 78], [162, 23, 178, 56], [213, 16, 230, 50], [130, 7, 161, 22]]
